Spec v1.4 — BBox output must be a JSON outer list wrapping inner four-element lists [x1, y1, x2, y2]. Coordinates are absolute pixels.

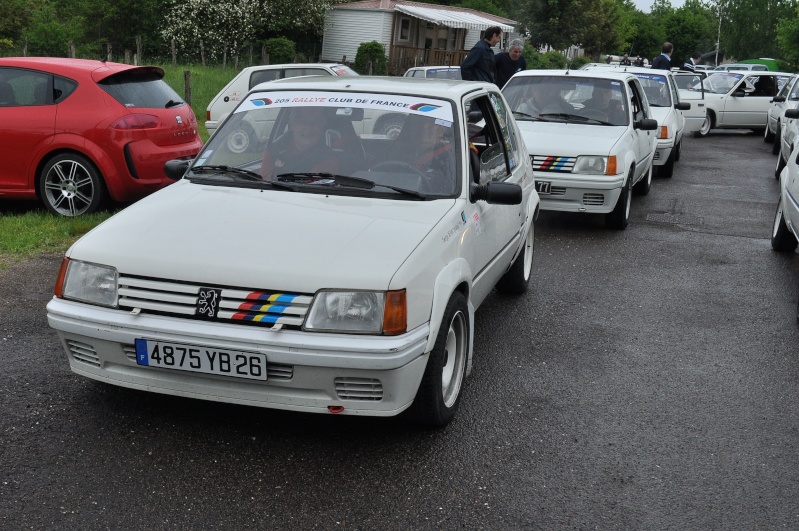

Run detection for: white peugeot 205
[[46, 76, 539, 427], [771, 141, 799, 321], [502, 69, 658, 229]]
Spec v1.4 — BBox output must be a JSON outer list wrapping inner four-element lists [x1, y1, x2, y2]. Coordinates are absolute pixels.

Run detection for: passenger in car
[[519, 81, 573, 117], [261, 107, 340, 179], [387, 114, 456, 192]]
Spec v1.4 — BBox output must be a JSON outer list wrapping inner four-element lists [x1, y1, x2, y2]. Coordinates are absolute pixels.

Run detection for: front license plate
[[134, 339, 267, 381], [535, 180, 552, 194]]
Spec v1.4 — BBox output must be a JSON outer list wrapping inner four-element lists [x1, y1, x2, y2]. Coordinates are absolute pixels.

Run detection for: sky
[[633, 0, 686, 11]]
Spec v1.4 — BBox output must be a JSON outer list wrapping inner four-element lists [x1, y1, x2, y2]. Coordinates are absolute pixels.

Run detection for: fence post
[[249, 45, 253, 66], [106, 43, 112, 62], [171, 39, 177, 67], [261, 45, 267, 65], [184, 70, 192, 106], [200, 40, 205, 67], [223, 47, 227, 69], [68, 41, 75, 58], [124, 49, 131, 64], [135, 35, 142, 64]]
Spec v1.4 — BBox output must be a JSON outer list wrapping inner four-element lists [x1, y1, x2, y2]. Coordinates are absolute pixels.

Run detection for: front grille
[[549, 186, 567, 196], [122, 343, 293, 380], [335, 377, 383, 401], [117, 275, 312, 330], [532, 155, 576, 172], [67, 339, 100, 367], [583, 193, 605, 206]]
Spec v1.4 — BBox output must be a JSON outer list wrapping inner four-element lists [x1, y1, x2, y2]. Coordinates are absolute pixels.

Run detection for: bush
[[524, 48, 570, 70], [264, 37, 295, 64], [354, 41, 387, 75]]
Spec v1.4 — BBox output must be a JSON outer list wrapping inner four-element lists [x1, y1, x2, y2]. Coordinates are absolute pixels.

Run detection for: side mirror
[[785, 108, 799, 120], [772, 96, 786, 103], [164, 159, 191, 181], [732, 89, 746, 97], [635, 118, 659, 131], [470, 181, 522, 204], [675, 101, 691, 110]]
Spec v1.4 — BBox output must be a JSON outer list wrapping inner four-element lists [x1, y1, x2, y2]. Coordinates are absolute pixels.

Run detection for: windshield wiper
[[538, 113, 591, 122], [276, 173, 375, 189], [165, 99, 184, 108], [512, 110, 538, 121], [191, 165, 262, 181]]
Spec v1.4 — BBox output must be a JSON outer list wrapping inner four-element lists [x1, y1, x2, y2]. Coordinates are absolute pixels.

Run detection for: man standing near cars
[[494, 39, 527, 88], [681, 51, 702, 72], [652, 42, 673, 70], [620, 54, 632, 66], [461, 26, 502, 83]]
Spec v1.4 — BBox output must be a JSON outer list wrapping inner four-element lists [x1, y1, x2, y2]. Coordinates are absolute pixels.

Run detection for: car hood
[[68, 180, 456, 292], [516, 121, 622, 155]]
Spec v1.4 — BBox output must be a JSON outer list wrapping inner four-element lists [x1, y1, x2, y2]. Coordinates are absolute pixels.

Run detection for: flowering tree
[[160, 0, 258, 60], [161, 0, 334, 61]]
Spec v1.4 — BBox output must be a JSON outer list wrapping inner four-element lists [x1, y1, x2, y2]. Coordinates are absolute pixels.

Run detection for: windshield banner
[[237, 91, 455, 122]]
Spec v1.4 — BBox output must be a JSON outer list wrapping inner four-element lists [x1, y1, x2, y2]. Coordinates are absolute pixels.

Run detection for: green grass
[[1, 63, 241, 261]]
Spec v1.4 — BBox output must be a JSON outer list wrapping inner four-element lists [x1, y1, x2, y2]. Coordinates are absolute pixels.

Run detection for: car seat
[[0, 81, 16, 106], [325, 107, 367, 173]]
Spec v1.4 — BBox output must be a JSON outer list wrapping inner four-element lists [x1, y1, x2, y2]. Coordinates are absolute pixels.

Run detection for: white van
[[713, 63, 769, 72], [205, 63, 357, 151]]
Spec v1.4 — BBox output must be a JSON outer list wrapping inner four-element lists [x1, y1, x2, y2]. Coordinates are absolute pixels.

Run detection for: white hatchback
[[403, 66, 462, 80], [585, 65, 691, 178], [771, 141, 799, 321], [205, 63, 357, 150], [46, 76, 539, 427], [502, 69, 658, 229]]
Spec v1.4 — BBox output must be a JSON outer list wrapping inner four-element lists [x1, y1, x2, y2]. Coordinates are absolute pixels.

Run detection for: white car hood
[[516, 121, 622, 155], [69, 180, 456, 291]]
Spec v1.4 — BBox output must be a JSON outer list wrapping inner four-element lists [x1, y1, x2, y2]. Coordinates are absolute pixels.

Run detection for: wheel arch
[[34, 147, 107, 200], [427, 259, 473, 373]]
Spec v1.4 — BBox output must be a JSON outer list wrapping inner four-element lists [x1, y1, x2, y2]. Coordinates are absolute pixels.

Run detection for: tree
[[716, 0, 796, 60], [24, 1, 85, 56], [515, 0, 587, 51], [579, 0, 623, 59], [354, 41, 387, 75], [452, 0, 509, 18], [662, 1, 717, 63], [777, 4, 799, 66]]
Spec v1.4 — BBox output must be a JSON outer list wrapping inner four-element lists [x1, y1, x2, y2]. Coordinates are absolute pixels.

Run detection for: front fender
[[427, 258, 475, 374]]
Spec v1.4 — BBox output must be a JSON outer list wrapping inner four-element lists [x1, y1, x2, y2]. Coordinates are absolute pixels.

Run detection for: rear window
[[99, 70, 183, 108]]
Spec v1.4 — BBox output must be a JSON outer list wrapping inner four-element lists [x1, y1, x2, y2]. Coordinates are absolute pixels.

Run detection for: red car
[[0, 57, 203, 216]]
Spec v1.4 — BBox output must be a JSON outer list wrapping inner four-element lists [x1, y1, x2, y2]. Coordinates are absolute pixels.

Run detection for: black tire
[[633, 162, 652, 195], [225, 122, 258, 154], [605, 174, 631, 229], [694, 112, 712, 137], [39, 153, 106, 217], [496, 221, 534, 294], [674, 139, 682, 162], [771, 198, 798, 252], [660, 149, 675, 179], [411, 291, 469, 427], [796, 295, 799, 324], [772, 124, 781, 155], [776, 152, 787, 179], [374, 114, 405, 140], [765, 123, 775, 142]]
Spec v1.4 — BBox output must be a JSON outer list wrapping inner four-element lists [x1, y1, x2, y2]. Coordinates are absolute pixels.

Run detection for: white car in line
[[46, 76, 539, 427], [205, 63, 357, 151], [765, 73, 799, 156], [678, 71, 793, 137], [403, 66, 462, 79], [771, 141, 799, 321], [501, 69, 658, 229], [585, 65, 691, 178]]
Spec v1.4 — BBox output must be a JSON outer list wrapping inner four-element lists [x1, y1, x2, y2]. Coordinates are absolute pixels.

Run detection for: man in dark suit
[[652, 42, 673, 70]]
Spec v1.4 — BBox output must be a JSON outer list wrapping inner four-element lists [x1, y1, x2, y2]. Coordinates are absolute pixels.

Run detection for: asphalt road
[[2, 129, 798, 529]]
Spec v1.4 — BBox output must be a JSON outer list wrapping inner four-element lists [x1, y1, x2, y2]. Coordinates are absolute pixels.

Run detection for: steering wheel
[[369, 160, 426, 178]]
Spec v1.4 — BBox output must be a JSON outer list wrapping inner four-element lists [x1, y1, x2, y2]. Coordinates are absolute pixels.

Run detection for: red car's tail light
[[111, 114, 160, 130]]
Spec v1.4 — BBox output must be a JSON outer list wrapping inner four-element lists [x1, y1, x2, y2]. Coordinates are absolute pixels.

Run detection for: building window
[[398, 17, 410, 42]]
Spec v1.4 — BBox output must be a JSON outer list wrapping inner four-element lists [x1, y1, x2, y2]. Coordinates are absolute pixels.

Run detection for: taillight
[[111, 114, 159, 130]]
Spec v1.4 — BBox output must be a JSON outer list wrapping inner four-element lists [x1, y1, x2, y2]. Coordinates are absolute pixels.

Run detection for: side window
[[488, 91, 520, 172], [790, 79, 799, 101], [777, 77, 793, 99], [53, 76, 77, 104], [285, 68, 333, 78], [0, 68, 50, 106], [464, 95, 510, 185], [627, 80, 647, 121], [249, 69, 280, 89], [668, 76, 681, 104]]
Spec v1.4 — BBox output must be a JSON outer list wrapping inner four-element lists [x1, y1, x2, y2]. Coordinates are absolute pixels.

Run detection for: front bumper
[[653, 138, 675, 166], [534, 172, 625, 214], [46, 297, 430, 417]]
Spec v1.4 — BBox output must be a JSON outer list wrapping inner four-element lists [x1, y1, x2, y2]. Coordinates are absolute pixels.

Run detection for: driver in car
[[261, 107, 340, 179], [385, 114, 456, 193], [582, 85, 626, 124]]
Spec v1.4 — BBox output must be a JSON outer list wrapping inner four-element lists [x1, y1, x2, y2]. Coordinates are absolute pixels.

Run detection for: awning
[[394, 5, 515, 33]]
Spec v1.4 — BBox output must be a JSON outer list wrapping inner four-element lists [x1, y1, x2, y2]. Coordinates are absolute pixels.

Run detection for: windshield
[[502, 75, 629, 126], [702, 73, 744, 94], [674, 73, 705, 91], [633, 73, 672, 107], [193, 90, 460, 199]]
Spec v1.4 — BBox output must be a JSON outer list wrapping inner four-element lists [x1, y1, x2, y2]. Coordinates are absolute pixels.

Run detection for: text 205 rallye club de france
[[46, 76, 539, 427]]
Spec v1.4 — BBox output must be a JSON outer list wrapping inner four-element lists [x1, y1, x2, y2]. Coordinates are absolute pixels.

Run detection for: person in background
[[620, 54, 632, 66], [633, 55, 645, 67], [494, 39, 527, 88], [681, 51, 702, 72], [652, 42, 673, 70], [461, 26, 502, 83]]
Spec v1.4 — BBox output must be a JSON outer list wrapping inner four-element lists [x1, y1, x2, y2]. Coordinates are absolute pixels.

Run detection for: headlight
[[58, 259, 118, 307], [304, 290, 406, 335], [573, 155, 618, 175]]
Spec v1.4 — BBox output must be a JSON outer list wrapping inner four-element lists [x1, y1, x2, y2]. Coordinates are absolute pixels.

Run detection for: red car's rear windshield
[[99, 70, 184, 109]]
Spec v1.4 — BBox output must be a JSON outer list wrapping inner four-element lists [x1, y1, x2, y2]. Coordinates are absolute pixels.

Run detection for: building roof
[[334, 0, 517, 32]]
